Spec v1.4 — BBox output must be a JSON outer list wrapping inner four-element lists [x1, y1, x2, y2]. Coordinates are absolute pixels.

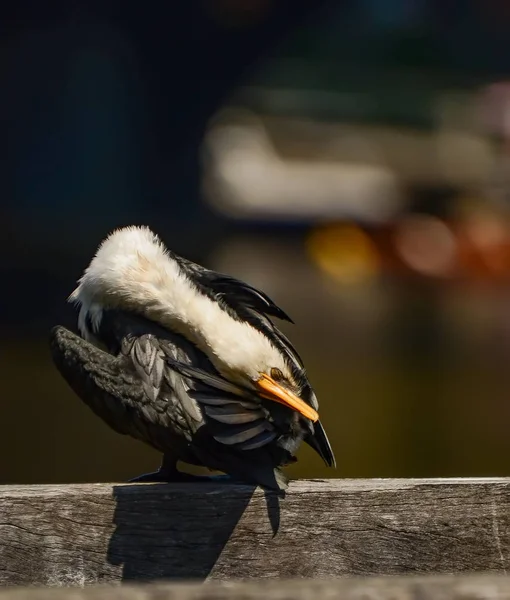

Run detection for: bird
[[50, 225, 335, 492]]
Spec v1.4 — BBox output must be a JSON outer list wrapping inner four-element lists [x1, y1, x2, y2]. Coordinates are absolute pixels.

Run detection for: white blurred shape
[[202, 114, 401, 223]]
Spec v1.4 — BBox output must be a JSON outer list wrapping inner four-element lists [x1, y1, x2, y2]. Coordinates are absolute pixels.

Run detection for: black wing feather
[[177, 256, 295, 324], [202, 273, 295, 324]]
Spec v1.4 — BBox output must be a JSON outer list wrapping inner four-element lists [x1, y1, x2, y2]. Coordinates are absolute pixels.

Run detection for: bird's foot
[[128, 470, 239, 484], [128, 470, 171, 483]]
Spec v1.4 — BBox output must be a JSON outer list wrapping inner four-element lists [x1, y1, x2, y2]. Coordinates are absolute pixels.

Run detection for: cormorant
[[50, 226, 335, 491]]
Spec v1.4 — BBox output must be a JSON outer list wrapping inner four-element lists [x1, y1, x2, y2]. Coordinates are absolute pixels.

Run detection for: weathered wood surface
[[3, 576, 510, 600], [1, 478, 510, 586]]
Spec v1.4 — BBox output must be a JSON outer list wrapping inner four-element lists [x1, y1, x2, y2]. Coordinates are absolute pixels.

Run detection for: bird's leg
[[128, 453, 237, 484], [128, 453, 185, 483]]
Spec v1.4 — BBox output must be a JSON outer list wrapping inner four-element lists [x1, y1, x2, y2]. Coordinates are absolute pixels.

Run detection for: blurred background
[[3, 0, 510, 484]]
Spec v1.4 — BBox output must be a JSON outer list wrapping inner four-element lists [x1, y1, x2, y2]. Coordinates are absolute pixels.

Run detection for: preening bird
[[50, 226, 335, 491]]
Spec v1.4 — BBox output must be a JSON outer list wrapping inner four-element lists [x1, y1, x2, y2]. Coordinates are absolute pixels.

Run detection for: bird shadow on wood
[[264, 489, 281, 536], [106, 482, 281, 581]]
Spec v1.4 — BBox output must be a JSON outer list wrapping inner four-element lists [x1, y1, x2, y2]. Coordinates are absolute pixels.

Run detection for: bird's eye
[[270, 368, 284, 381]]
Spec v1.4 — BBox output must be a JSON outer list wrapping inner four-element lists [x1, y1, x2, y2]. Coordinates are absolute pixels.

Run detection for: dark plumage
[[50, 226, 335, 491]]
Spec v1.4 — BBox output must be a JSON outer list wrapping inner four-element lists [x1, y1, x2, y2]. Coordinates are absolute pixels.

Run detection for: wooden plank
[[3, 576, 510, 600], [0, 478, 510, 586]]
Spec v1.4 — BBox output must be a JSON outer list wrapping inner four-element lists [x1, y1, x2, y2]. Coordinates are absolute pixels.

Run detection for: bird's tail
[[305, 419, 336, 468]]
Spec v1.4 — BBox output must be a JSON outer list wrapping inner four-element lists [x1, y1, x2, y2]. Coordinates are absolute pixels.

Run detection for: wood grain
[[3, 576, 510, 600], [1, 478, 510, 586]]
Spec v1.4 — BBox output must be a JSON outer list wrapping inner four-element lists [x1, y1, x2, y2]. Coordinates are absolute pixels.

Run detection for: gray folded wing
[[50, 318, 279, 456]]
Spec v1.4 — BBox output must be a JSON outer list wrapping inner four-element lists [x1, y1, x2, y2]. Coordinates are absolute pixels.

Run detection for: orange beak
[[255, 373, 319, 422]]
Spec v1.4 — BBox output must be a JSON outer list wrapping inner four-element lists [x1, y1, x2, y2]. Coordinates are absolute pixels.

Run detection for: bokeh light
[[393, 215, 457, 278], [306, 223, 380, 285]]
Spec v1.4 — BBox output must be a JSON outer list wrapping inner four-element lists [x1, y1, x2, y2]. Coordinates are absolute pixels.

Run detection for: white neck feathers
[[70, 226, 288, 383]]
